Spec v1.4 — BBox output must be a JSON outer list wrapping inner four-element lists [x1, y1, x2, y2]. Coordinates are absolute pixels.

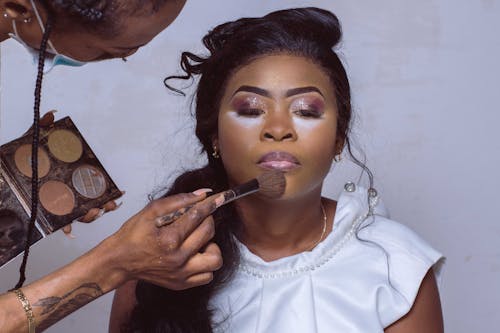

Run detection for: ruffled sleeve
[[359, 217, 445, 327]]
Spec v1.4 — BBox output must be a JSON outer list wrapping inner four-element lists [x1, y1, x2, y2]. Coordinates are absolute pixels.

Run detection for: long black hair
[[129, 7, 371, 332]]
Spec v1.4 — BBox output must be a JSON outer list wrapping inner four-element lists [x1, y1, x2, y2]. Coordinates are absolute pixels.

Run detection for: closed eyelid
[[289, 97, 325, 111], [231, 95, 268, 109]]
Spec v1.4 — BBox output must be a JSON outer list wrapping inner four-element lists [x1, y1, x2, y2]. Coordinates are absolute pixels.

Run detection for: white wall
[[1, 0, 498, 332]]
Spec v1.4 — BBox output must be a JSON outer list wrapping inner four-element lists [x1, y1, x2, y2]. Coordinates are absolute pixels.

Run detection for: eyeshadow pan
[[39, 181, 75, 216], [14, 144, 51, 178], [72, 165, 107, 199], [47, 129, 83, 163]]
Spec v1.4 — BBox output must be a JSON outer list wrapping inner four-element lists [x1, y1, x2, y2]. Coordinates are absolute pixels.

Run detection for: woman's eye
[[237, 108, 264, 117], [293, 109, 322, 118]]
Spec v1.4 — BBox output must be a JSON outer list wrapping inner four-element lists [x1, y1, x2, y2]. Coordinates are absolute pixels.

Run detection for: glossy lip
[[257, 151, 301, 172]]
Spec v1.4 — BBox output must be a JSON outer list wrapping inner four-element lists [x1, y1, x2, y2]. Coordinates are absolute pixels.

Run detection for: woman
[[0, 1, 224, 332], [111, 7, 444, 333]]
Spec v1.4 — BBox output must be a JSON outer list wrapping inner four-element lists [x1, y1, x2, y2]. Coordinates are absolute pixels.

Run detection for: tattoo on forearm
[[33, 283, 104, 331]]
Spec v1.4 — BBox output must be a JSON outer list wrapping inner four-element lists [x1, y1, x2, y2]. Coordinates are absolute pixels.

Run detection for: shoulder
[[360, 216, 442, 267], [335, 184, 444, 327]]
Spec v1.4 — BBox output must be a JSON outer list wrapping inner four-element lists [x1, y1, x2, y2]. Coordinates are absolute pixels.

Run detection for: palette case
[[0, 116, 122, 267]]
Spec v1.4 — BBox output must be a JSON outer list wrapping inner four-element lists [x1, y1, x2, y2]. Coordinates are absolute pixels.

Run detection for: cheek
[[218, 113, 262, 154], [294, 118, 338, 156]]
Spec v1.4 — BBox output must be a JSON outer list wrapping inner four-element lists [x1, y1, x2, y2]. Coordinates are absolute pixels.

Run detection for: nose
[[260, 111, 297, 142]]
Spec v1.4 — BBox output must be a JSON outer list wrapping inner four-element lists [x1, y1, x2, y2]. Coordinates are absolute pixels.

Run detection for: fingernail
[[192, 188, 213, 196], [96, 208, 105, 218], [116, 201, 123, 208], [65, 232, 76, 239], [214, 193, 225, 208]]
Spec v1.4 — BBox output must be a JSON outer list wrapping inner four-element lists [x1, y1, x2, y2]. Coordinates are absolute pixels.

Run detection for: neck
[[236, 190, 333, 262]]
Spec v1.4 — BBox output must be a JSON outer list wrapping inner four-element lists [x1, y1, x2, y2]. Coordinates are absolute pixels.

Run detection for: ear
[[2, 0, 38, 22]]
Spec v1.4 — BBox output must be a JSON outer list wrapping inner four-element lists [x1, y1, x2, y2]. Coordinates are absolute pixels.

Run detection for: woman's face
[[217, 54, 339, 200]]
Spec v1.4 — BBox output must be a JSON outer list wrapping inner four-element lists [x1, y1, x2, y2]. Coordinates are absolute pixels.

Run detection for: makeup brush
[[155, 170, 286, 227]]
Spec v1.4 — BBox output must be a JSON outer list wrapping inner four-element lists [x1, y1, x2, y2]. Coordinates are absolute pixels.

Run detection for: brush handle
[[155, 204, 195, 227], [219, 179, 259, 205], [155, 179, 260, 228]]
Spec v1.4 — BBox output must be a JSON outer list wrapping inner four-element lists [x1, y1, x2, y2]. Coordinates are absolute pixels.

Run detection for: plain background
[[1, 0, 499, 332]]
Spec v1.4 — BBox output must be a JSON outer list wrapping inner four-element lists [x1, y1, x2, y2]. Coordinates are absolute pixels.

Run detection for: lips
[[257, 151, 301, 171]]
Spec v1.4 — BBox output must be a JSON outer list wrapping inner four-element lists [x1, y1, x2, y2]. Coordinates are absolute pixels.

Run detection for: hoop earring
[[212, 146, 220, 159]]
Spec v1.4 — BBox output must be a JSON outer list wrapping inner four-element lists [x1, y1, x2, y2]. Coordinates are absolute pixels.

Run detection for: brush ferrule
[[222, 179, 259, 205]]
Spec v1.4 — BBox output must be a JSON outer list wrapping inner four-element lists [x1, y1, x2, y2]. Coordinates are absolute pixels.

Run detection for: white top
[[210, 184, 444, 333]]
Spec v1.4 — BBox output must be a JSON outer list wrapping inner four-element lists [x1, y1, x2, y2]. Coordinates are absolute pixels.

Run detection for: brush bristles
[[256, 170, 286, 198]]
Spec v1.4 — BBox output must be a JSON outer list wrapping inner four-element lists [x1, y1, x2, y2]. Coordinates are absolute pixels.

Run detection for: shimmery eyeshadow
[[47, 129, 83, 163], [14, 144, 51, 178], [39, 181, 75, 216], [72, 165, 107, 199], [290, 97, 325, 115], [231, 95, 267, 111]]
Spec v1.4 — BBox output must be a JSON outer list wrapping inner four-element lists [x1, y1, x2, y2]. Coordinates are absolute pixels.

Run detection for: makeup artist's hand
[[61, 199, 124, 237], [104, 189, 223, 290]]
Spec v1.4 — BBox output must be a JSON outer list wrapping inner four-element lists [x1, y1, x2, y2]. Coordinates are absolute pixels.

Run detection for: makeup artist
[[0, 1, 223, 332]]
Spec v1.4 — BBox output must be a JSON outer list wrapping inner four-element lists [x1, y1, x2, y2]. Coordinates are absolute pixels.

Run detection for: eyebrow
[[285, 86, 324, 97], [232, 85, 271, 98], [232, 85, 324, 98]]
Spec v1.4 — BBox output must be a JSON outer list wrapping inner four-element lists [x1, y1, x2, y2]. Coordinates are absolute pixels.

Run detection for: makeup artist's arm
[[0, 191, 222, 332]]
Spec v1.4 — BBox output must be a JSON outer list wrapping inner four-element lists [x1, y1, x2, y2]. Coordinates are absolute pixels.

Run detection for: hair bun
[[265, 7, 342, 48], [203, 7, 342, 54]]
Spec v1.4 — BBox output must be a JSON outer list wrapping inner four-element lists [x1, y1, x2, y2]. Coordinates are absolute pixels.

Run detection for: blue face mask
[[8, 0, 87, 74]]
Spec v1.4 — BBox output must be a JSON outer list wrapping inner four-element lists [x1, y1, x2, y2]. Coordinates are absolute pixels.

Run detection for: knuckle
[[176, 193, 194, 205], [186, 208, 202, 221], [205, 218, 215, 238], [146, 200, 162, 215], [203, 272, 215, 284], [206, 251, 223, 270], [213, 255, 223, 270], [161, 232, 182, 252]]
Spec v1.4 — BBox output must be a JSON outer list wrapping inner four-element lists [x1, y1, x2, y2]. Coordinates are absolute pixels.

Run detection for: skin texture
[[0, 0, 187, 60], [0, 191, 223, 332], [111, 54, 443, 332]]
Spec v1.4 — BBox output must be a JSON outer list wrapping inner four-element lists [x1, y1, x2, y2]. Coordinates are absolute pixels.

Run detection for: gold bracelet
[[11, 289, 35, 333]]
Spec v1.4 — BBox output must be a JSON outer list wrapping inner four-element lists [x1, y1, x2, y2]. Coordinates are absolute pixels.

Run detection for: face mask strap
[[29, 0, 58, 53]]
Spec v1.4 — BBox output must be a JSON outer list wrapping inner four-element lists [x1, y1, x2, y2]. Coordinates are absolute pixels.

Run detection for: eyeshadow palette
[[0, 116, 122, 267]]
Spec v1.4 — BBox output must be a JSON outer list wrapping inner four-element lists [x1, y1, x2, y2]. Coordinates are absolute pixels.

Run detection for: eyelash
[[235, 107, 323, 118], [293, 109, 323, 118], [236, 108, 264, 117]]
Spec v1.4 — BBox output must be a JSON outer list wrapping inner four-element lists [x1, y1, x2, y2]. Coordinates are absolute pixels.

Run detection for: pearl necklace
[[308, 202, 328, 251]]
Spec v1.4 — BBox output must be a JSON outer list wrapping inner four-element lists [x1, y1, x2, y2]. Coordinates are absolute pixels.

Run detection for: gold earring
[[212, 146, 220, 159]]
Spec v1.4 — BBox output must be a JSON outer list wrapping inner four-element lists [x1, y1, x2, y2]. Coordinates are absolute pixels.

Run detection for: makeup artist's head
[[130, 8, 359, 333], [165, 7, 353, 199], [2, 0, 186, 61]]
